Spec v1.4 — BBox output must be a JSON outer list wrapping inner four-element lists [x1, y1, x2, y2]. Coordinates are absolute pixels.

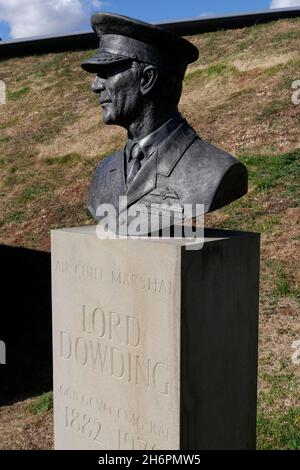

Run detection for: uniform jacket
[[88, 118, 247, 220]]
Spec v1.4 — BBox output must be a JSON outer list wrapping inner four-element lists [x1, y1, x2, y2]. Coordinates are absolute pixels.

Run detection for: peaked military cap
[[81, 12, 199, 76]]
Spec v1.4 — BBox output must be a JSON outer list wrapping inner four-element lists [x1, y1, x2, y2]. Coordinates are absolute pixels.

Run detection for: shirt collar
[[126, 112, 183, 161]]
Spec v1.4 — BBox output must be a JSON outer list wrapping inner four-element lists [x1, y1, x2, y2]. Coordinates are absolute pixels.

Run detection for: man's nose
[[91, 75, 105, 93]]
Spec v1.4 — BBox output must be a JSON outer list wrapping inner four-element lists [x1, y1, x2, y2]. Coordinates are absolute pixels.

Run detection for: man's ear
[[140, 66, 158, 95]]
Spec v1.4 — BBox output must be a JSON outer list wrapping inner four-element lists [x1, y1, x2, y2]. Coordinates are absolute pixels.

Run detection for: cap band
[[100, 34, 181, 69]]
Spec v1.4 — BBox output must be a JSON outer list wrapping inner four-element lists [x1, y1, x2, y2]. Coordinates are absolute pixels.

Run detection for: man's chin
[[102, 111, 115, 125], [102, 112, 124, 127]]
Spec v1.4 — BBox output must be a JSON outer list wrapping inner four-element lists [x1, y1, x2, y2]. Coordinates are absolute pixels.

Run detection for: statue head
[[81, 13, 199, 130]]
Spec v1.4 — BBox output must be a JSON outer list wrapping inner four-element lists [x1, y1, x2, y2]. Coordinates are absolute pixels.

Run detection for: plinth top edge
[[50, 225, 259, 247]]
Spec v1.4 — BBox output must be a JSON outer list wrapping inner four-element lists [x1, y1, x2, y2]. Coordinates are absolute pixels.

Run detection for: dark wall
[[0, 245, 52, 405], [0, 8, 299, 59]]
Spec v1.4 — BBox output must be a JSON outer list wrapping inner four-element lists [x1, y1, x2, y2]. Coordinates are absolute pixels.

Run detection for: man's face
[[91, 62, 141, 127]]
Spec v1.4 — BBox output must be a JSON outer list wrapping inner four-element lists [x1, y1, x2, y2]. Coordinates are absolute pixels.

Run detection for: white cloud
[[0, 0, 106, 39], [198, 12, 215, 17], [270, 0, 300, 8]]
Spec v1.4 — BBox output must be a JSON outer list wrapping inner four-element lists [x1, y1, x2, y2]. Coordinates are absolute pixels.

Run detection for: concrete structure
[[51, 227, 259, 449]]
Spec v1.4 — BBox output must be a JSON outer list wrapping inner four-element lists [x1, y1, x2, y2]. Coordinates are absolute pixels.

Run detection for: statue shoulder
[[189, 137, 238, 166], [93, 149, 123, 175], [195, 140, 248, 211], [182, 135, 248, 211], [88, 148, 124, 218]]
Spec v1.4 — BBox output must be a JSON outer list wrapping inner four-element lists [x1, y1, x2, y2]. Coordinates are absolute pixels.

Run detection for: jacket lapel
[[156, 119, 197, 176], [124, 119, 198, 208], [105, 149, 127, 209], [125, 150, 158, 206]]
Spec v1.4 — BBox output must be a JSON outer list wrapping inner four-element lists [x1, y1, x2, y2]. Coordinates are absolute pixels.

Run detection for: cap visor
[[81, 54, 131, 73]]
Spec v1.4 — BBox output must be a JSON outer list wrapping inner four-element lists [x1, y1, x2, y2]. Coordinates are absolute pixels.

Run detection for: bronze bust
[[81, 13, 247, 230]]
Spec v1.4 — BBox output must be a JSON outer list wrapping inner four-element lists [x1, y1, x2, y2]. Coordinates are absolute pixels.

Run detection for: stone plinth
[[51, 227, 259, 450]]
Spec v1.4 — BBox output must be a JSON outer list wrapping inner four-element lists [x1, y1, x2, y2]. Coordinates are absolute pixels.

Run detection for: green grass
[[260, 366, 295, 401], [274, 271, 291, 297], [29, 110, 78, 144], [257, 407, 300, 449], [210, 150, 300, 235], [0, 117, 18, 129], [8, 86, 30, 101], [44, 152, 81, 166], [209, 87, 255, 114], [262, 259, 298, 302], [0, 136, 11, 143], [241, 150, 300, 192], [273, 30, 300, 42], [228, 87, 255, 100], [254, 214, 281, 234], [258, 98, 291, 119], [257, 363, 300, 449], [19, 184, 51, 203], [4, 174, 19, 187], [264, 64, 284, 76], [256, 96, 293, 121], [184, 62, 239, 83], [0, 210, 25, 225], [28, 392, 53, 414]]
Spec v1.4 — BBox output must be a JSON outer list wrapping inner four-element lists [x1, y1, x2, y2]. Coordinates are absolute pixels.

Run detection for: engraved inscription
[[55, 260, 103, 281], [59, 383, 169, 441], [117, 429, 159, 450], [111, 270, 173, 296], [59, 383, 169, 448], [54, 258, 174, 296], [82, 305, 141, 347], [65, 405, 103, 446], [59, 305, 170, 396], [52, 236, 179, 450]]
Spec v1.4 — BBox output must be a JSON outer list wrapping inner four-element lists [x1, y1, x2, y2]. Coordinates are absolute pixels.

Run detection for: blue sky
[[0, 0, 299, 41]]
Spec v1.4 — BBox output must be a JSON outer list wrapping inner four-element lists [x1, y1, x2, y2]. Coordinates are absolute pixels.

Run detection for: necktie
[[127, 143, 144, 186]]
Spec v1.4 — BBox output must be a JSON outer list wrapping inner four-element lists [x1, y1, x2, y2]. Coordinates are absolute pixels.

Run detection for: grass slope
[[0, 18, 299, 449]]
